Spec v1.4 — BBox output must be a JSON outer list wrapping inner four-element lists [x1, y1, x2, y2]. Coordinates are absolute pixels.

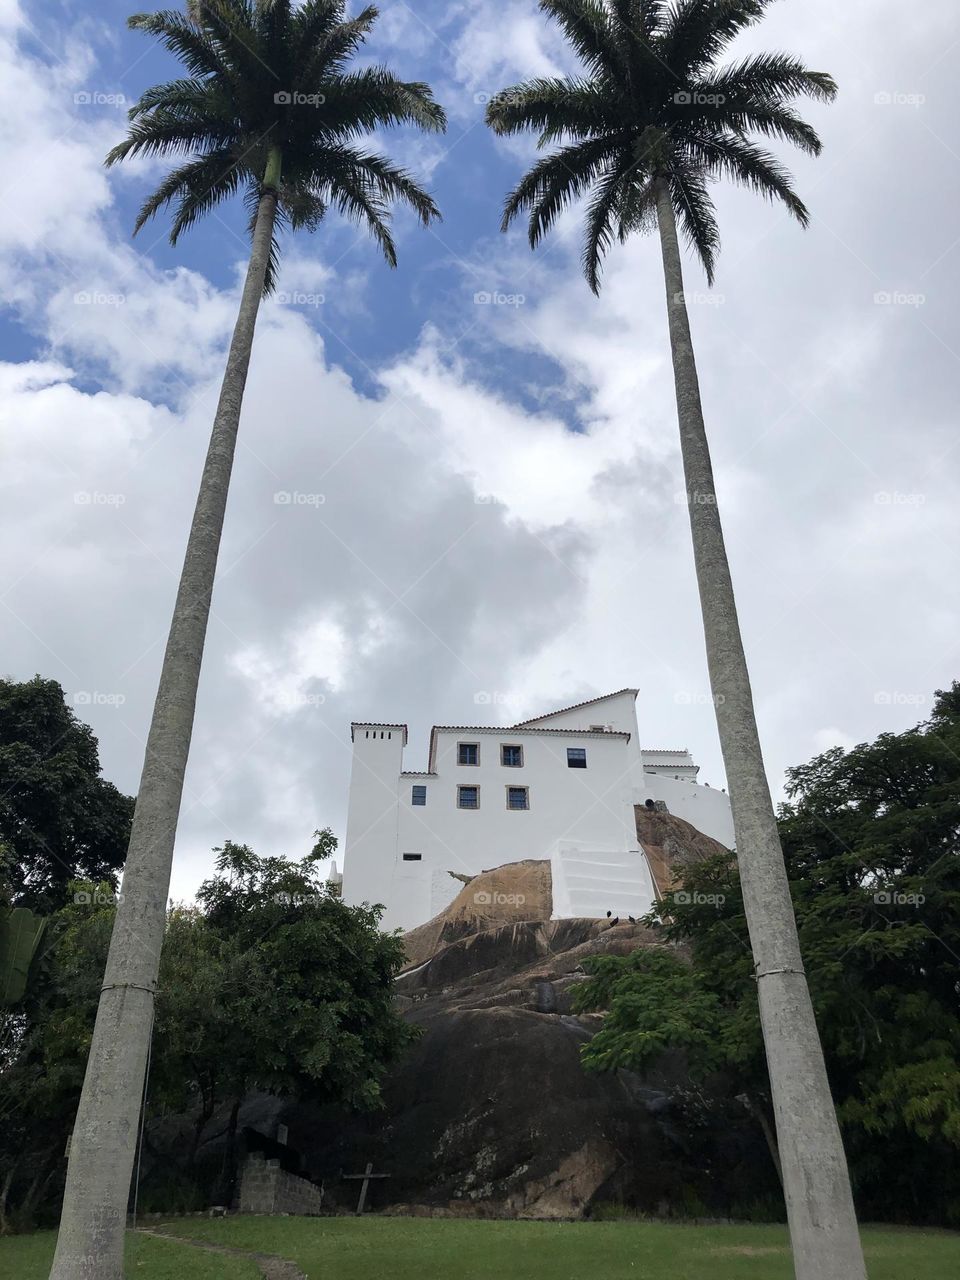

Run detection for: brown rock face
[[281, 823, 765, 1220], [635, 805, 731, 897]]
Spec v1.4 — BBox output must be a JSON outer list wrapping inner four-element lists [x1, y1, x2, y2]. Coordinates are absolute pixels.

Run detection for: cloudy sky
[[1, 0, 957, 902]]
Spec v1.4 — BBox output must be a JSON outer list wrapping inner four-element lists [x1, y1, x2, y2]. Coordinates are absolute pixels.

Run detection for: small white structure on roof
[[341, 689, 734, 933]]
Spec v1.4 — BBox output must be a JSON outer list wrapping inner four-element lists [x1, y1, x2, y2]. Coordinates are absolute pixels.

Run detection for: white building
[[341, 689, 734, 933]]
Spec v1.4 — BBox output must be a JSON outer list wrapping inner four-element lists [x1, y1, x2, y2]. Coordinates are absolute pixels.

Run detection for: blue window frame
[[567, 747, 587, 769], [507, 786, 529, 811], [411, 784, 427, 806], [501, 744, 523, 767], [458, 785, 480, 809], [458, 742, 480, 766]]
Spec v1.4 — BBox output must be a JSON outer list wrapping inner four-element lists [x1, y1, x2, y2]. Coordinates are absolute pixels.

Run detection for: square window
[[507, 786, 529, 811], [458, 742, 480, 766], [411, 784, 427, 806], [567, 748, 587, 769], [458, 785, 480, 809], [501, 744, 523, 768]]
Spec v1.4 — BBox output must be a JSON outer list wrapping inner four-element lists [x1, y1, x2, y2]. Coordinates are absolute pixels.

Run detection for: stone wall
[[238, 1152, 325, 1216]]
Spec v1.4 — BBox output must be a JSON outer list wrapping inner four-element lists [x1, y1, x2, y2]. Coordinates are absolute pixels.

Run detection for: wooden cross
[[342, 1161, 390, 1215]]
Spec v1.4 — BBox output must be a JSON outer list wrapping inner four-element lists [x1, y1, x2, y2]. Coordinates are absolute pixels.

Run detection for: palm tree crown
[[108, 0, 447, 284], [486, 0, 836, 291]]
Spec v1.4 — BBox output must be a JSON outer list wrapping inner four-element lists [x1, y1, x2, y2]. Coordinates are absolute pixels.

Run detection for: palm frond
[[486, 77, 618, 142], [663, 0, 771, 77], [501, 135, 629, 247], [105, 109, 235, 165], [127, 10, 225, 78], [697, 53, 838, 105], [687, 131, 810, 225], [108, 0, 445, 277], [537, 0, 624, 76], [582, 154, 641, 293], [300, 5, 377, 83], [669, 161, 721, 282], [315, 69, 447, 138], [131, 147, 244, 239]]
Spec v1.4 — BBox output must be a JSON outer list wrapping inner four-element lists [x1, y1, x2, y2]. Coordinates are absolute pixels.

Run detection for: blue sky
[[2, 0, 958, 901]]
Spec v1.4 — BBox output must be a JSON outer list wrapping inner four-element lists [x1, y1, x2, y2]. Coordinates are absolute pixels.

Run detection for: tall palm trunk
[[49, 149, 282, 1280], [653, 178, 866, 1280]]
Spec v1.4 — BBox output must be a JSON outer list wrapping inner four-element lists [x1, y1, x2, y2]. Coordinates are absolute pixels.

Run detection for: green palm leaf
[[487, 0, 830, 285]]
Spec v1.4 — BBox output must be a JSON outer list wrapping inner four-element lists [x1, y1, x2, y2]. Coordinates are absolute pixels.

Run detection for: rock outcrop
[[157, 811, 766, 1221], [274, 813, 765, 1219]]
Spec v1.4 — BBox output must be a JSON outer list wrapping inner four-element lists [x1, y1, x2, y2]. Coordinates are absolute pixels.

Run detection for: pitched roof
[[514, 688, 639, 727]]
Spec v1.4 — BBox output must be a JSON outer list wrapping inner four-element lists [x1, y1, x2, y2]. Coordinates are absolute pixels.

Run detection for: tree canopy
[[109, 0, 447, 284], [575, 683, 960, 1225], [486, 0, 836, 290], [0, 677, 134, 912]]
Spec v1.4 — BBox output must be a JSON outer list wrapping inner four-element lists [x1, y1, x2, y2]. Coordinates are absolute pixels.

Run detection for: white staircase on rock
[[550, 844, 657, 921]]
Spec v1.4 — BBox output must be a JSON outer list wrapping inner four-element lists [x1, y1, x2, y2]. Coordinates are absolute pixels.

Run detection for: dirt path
[[137, 1225, 307, 1280]]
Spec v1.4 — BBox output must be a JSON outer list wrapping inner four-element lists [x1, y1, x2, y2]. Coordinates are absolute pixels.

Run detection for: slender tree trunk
[[48, 149, 282, 1280], [653, 178, 866, 1280]]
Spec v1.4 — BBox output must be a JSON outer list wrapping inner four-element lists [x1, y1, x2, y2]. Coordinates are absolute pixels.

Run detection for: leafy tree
[[2, 837, 413, 1230], [575, 683, 960, 1226], [0, 677, 133, 911], [484, 5, 859, 1276], [52, 4, 445, 1274]]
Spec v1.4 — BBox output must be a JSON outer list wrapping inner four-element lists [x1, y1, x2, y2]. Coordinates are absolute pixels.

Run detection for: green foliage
[[575, 682, 960, 1226], [0, 908, 47, 1006], [0, 677, 134, 911], [486, 0, 836, 290], [0, 832, 414, 1229], [108, 0, 446, 286]]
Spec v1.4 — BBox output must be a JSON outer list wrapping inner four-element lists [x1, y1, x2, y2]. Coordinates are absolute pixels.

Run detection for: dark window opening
[[402, 853, 422, 862], [458, 785, 480, 810], [567, 748, 587, 769], [501, 744, 523, 768], [412, 785, 427, 806], [507, 786, 530, 811], [458, 742, 480, 766]]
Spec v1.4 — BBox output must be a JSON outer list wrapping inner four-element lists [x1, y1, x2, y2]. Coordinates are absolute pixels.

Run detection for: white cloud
[[1, 0, 958, 906]]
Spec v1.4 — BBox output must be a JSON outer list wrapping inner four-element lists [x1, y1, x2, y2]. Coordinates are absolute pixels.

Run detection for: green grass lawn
[[0, 1228, 259, 1279], [4, 1218, 957, 1279], [154, 1216, 960, 1280]]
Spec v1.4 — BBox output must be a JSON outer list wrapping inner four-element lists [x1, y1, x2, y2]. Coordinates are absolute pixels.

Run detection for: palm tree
[[49, 3, 444, 1275], [486, 3, 864, 1277]]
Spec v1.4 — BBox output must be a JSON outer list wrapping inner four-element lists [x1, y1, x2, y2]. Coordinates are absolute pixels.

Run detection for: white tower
[[341, 723, 406, 915]]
